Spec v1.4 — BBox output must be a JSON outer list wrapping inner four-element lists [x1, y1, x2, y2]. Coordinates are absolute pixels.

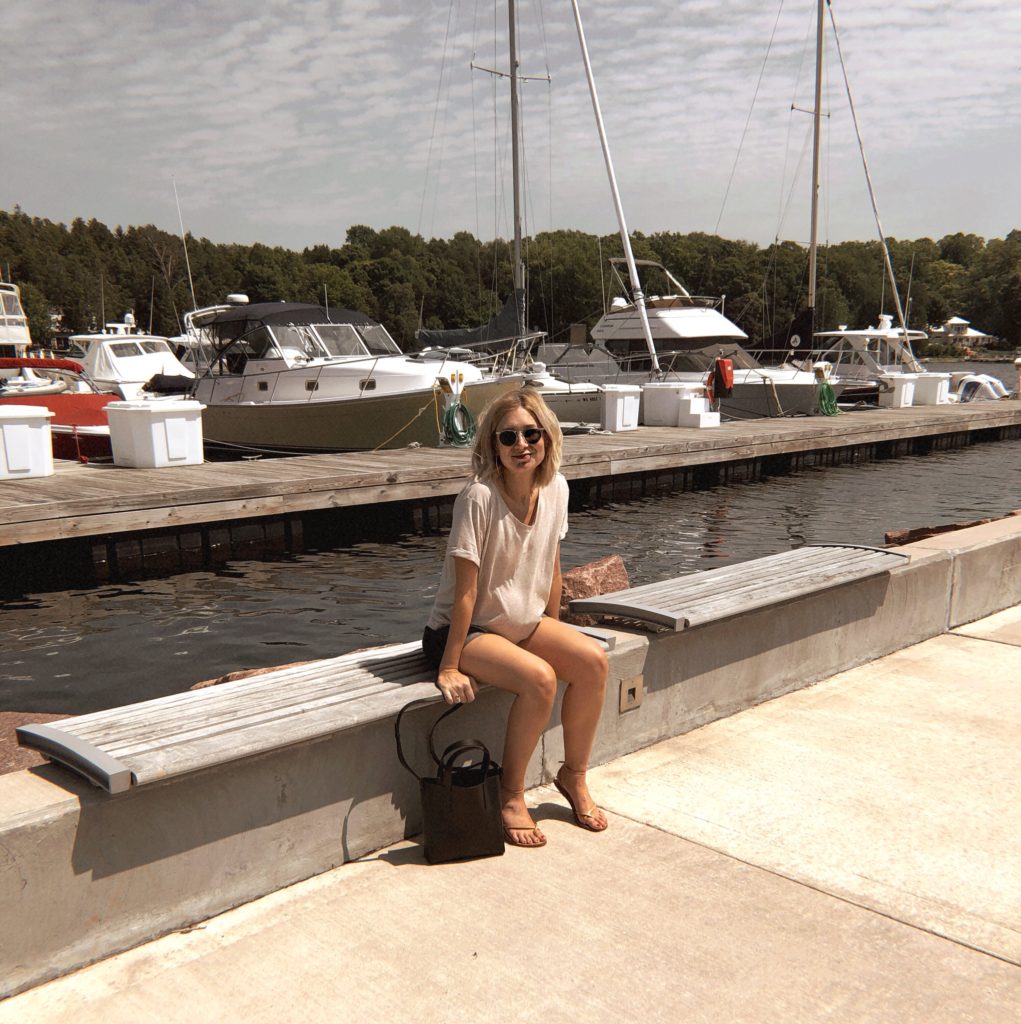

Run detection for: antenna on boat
[[324, 284, 330, 318], [172, 176, 198, 313], [569, 0, 659, 373], [149, 276, 156, 334]]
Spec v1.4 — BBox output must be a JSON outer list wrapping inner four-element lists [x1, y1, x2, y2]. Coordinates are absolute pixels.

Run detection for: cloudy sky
[[3, 0, 1019, 252]]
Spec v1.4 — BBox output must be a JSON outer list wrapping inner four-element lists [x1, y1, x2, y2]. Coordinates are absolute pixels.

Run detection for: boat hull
[[0, 393, 115, 460], [198, 378, 517, 453], [530, 363, 839, 419]]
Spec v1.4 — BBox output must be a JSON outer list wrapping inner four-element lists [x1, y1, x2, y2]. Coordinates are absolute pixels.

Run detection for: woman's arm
[[436, 555, 481, 704], [544, 542, 563, 620]]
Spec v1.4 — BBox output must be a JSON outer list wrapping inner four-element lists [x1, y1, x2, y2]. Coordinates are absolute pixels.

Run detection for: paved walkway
[[3, 608, 1020, 1022]]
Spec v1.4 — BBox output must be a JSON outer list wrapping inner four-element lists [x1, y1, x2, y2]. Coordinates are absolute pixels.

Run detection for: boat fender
[[713, 357, 734, 399]]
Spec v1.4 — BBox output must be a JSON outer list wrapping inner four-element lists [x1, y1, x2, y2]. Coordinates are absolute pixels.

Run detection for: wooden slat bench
[[17, 627, 616, 795], [569, 544, 908, 631]]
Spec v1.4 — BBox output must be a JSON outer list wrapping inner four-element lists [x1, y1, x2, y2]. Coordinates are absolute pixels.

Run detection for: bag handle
[[438, 740, 493, 779], [436, 740, 498, 809], [395, 698, 462, 781]]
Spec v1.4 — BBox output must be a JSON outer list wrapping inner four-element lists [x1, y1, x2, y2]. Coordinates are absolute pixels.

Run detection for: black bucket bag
[[395, 700, 505, 864]]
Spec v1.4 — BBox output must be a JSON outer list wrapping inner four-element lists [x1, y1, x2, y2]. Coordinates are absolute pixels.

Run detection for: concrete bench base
[[2, 517, 1020, 998]]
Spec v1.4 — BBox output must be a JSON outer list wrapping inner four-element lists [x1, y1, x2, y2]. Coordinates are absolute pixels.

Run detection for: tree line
[[2, 207, 1018, 356]]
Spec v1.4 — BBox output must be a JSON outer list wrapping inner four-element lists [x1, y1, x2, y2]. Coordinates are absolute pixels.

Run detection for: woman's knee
[[520, 661, 558, 706], [570, 643, 608, 693]]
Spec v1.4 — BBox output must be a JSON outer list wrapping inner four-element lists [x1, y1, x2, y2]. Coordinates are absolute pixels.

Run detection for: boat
[[949, 372, 1010, 403], [765, 0, 911, 410], [541, 8, 843, 421], [0, 357, 117, 460], [181, 297, 517, 454], [791, 317, 1009, 405], [412, 5, 604, 428], [796, 314, 930, 403], [415, 316, 605, 427], [0, 282, 32, 359], [64, 314, 194, 399], [534, 259, 843, 419]]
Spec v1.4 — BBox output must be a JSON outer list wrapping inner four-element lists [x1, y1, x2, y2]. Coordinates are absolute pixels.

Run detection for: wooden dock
[[2, 403, 1020, 549]]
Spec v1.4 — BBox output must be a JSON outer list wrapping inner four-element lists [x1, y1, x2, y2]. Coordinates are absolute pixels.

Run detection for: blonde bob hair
[[472, 387, 563, 488]]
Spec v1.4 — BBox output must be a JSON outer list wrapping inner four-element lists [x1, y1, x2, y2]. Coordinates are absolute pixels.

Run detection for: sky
[[3, 0, 1019, 253]]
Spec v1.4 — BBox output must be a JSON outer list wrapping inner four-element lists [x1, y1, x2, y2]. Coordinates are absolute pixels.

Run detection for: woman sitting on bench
[[422, 389, 609, 848]]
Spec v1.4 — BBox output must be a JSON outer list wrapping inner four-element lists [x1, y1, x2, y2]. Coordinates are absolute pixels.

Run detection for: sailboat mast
[[508, 0, 525, 336], [807, 0, 823, 322], [569, 0, 659, 373]]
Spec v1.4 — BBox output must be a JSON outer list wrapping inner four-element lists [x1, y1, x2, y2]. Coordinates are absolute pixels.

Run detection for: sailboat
[[526, 1, 840, 421], [414, 2, 605, 427], [763, 1, 966, 406]]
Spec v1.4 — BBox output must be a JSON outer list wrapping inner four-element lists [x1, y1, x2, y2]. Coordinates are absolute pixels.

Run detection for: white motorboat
[[0, 282, 32, 358], [798, 316, 1013, 405], [799, 314, 931, 403], [949, 373, 1010, 403], [536, 260, 843, 419], [182, 296, 516, 454], [65, 315, 194, 399]]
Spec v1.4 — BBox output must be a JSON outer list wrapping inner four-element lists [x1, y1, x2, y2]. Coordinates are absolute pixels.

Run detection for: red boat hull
[[0, 393, 115, 460]]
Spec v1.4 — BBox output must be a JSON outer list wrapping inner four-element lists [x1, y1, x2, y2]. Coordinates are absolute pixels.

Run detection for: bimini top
[[184, 300, 403, 362], [188, 302, 378, 333]]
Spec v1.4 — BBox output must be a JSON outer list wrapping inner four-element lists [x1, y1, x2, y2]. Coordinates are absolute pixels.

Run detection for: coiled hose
[[442, 400, 476, 446], [817, 381, 840, 416]]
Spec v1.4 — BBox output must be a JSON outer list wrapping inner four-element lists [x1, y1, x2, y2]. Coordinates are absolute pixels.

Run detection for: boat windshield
[[269, 325, 327, 360], [107, 342, 158, 358], [313, 324, 371, 357], [356, 324, 402, 356]]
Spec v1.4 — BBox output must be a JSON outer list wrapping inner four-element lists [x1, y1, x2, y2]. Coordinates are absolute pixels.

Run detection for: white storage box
[[641, 382, 704, 426], [912, 373, 951, 405], [677, 408, 721, 428], [600, 384, 641, 432], [877, 374, 916, 409], [0, 405, 55, 479], [106, 400, 205, 468]]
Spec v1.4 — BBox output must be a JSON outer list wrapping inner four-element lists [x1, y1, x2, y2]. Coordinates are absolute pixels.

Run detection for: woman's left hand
[[436, 667, 478, 705]]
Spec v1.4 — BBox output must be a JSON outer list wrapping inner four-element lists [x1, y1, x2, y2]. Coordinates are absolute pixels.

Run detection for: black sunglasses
[[496, 427, 545, 447]]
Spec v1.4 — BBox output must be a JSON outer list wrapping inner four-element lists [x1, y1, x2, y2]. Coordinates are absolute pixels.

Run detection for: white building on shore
[[926, 316, 998, 352]]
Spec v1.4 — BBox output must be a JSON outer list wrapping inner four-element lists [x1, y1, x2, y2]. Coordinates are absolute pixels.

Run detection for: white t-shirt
[[427, 473, 569, 643]]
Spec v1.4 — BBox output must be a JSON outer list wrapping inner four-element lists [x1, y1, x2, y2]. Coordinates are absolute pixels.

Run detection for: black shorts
[[421, 624, 487, 670]]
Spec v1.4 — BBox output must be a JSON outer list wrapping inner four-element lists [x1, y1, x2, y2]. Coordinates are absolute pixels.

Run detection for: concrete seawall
[[2, 517, 1020, 998]]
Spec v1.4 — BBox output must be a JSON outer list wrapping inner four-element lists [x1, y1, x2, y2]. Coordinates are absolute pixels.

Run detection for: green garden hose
[[818, 381, 840, 416], [442, 400, 476, 446]]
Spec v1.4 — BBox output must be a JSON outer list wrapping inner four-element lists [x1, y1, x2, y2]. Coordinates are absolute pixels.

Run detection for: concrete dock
[[2, 604, 1018, 1022]]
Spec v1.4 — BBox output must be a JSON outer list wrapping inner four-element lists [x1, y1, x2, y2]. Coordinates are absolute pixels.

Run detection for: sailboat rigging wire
[[417, 0, 459, 239], [172, 177, 197, 313], [826, 1, 908, 332], [714, 0, 787, 236]]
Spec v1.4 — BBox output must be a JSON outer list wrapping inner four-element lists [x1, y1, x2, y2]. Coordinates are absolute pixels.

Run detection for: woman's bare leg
[[520, 618, 609, 829], [459, 633, 558, 845]]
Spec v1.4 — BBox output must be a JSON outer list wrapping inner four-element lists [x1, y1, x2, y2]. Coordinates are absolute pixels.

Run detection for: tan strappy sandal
[[554, 764, 608, 832]]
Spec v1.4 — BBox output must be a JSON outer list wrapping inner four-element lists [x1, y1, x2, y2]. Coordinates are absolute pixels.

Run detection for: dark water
[[2, 362, 1018, 715]]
